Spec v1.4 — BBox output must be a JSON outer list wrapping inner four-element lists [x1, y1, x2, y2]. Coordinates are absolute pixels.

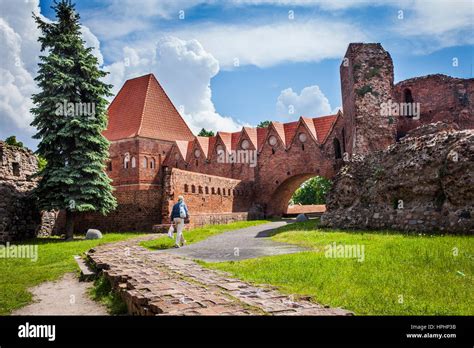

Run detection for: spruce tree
[[31, 0, 116, 240]]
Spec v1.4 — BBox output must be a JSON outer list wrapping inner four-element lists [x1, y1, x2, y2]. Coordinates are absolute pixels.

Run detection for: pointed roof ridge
[[231, 131, 241, 150], [283, 121, 299, 145], [195, 136, 211, 158], [270, 121, 286, 146], [242, 126, 257, 149], [136, 74, 153, 136], [175, 140, 191, 160], [311, 113, 339, 144], [300, 116, 318, 142], [104, 73, 195, 142], [216, 131, 232, 153], [256, 126, 269, 151]]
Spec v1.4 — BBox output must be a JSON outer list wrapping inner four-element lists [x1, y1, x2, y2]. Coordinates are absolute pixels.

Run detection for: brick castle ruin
[[1, 43, 473, 240]]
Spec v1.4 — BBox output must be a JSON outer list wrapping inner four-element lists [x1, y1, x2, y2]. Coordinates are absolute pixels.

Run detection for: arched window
[[212, 187, 215, 194], [150, 158, 156, 169], [123, 153, 130, 169], [191, 185, 196, 193], [143, 157, 148, 168], [131, 156, 136, 168], [333, 138, 342, 159], [217, 188, 221, 195], [404, 88, 414, 103], [205, 186, 209, 194], [184, 184, 189, 193], [199, 186, 203, 194]]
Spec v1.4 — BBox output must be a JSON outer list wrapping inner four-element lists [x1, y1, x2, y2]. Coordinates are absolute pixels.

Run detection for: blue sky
[[1, 0, 473, 149]]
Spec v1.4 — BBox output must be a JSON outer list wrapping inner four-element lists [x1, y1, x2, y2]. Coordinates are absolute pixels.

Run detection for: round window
[[241, 139, 250, 150], [298, 132, 307, 143], [268, 135, 277, 146], [194, 149, 201, 158], [174, 153, 180, 160], [216, 144, 224, 154]]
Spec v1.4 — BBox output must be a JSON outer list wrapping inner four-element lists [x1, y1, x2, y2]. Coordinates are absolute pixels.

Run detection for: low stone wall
[[321, 123, 473, 234]]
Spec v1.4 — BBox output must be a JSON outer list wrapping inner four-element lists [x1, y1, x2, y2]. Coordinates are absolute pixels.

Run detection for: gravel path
[[159, 220, 306, 262], [12, 273, 108, 316]]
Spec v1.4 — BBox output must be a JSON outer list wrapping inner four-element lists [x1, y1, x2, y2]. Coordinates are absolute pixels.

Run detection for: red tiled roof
[[300, 117, 318, 142], [231, 132, 241, 150], [175, 140, 190, 160], [256, 127, 268, 150], [243, 127, 257, 149], [271, 122, 286, 146], [312, 114, 338, 143], [217, 132, 232, 153], [195, 136, 210, 158], [283, 121, 299, 145], [104, 74, 195, 142]]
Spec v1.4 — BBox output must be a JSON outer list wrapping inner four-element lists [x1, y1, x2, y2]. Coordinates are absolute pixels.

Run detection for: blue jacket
[[171, 201, 189, 219]]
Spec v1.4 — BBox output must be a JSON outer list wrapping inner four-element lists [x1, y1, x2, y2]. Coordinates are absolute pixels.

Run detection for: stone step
[[74, 255, 96, 281]]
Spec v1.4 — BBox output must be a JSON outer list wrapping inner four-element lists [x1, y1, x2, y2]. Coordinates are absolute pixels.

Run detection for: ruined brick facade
[[60, 43, 474, 232], [393, 74, 474, 139], [0, 142, 40, 242]]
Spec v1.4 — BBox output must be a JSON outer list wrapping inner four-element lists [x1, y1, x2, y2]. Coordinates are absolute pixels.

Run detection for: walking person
[[168, 196, 189, 248]]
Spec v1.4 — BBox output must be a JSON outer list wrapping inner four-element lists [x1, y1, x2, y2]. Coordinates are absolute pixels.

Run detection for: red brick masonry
[[87, 235, 353, 316]]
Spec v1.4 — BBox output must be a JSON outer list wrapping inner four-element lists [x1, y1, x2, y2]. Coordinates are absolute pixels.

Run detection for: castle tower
[[340, 43, 397, 155]]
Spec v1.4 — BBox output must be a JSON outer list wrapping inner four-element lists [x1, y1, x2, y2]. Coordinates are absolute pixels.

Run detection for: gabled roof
[[270, 122, 287, 146], [300, 117, 318, 142], [104, 74, 195, 142], [174, 140, 191, 160], [312, 114, 339, 143], [216, 132, 232, 153], [256, 127, 268, 150], [231, 132, 241, 150], [195, 136, 210, 158], [242, 127, 257, 149], [283, 121, 299, 145]]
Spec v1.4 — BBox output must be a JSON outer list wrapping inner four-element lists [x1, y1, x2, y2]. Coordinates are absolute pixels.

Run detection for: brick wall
[[75, 188, 163, 233], [340, 43, 397, 155], [161, 167, 255, 226], [393, 74, 474, 138]]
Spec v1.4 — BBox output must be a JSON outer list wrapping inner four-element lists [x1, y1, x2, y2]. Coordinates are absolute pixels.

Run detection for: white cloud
[[103, 36, 246, 134], [394, 0, 474, 51], [171, 19, 368, 69], [276, 85, 332, 121], [0, 0, 40, 132], [81, 26, 104, 66], [0, 0, 110, 147]]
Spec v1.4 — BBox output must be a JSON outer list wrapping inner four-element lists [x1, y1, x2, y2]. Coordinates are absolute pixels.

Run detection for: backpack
[[179, 203, 187, 218]]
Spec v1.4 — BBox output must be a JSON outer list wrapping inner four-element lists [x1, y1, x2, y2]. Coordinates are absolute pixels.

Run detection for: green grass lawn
[[140, 220, 271, 250], [0, 233, 144, 315], [203, 221, 474, 315]]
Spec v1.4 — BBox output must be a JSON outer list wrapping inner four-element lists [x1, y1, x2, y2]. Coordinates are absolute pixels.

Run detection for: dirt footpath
[[12, 273, 108, 315]]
